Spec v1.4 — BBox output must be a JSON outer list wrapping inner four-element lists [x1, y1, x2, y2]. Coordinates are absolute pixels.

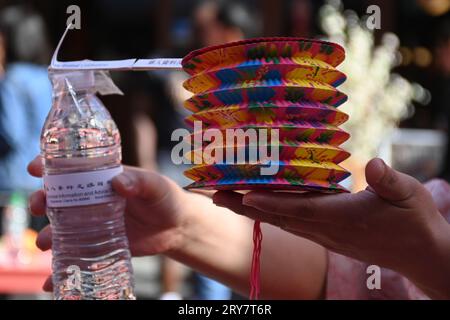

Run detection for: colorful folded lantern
[[181, 38, 351, 193]]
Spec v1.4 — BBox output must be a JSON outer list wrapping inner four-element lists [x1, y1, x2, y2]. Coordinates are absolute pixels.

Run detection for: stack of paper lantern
[[181, 38, 350, 193]]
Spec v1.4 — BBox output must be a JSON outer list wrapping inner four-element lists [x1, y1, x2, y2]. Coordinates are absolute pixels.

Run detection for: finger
[[42, 276, 53, 292], [242, 190, 355, 223], [36, 225, 52, 251], [213, 191, 247, 214], [27, 156, 43, 178], [365, 158, 423, 206], [28, 190, 47, 216], [213, 191, 277, 223], [213, 191, 334, 233], [214, 191, 351, 255], [212, 190, 240, 204], [112, 168, 173, 203]]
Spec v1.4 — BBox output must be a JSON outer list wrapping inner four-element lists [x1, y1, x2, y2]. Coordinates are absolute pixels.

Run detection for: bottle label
[[44, 166, 124, 207]]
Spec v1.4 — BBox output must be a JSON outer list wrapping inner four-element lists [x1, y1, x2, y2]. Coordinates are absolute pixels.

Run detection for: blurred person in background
[[0, 4, 51, 241], [192, 0, 257, 48]]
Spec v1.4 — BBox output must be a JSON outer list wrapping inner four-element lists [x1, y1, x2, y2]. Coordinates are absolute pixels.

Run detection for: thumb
[[365, 158, 422, 205], [112, 167, 172, 203]]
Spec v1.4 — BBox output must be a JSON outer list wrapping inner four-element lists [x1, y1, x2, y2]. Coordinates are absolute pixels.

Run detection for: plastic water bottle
[[41, 70, 135, 300]]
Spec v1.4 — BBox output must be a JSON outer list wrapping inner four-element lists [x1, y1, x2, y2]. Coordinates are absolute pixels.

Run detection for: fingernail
[[242, 192, 263, 206], [212, 195, 225, 207], [212, 192, 231, 208], [242, 194, 255, 206], [35, 234, 44, 250], [213, 202, 226, 208], [116, 173, 134, 191]]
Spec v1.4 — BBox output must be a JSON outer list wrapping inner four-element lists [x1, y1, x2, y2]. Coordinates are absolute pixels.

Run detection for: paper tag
[[49, 25, 183, 71], [49, 58, 183, 71], [44, 166, 123, 208], [133, 58, 182, 70], [50, 59, 137, 71]]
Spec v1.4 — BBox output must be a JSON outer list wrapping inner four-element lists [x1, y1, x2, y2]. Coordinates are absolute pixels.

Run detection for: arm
[[169, 191, 327, 299], [214, 158, 450, 299], [28, 157, 327, 299]]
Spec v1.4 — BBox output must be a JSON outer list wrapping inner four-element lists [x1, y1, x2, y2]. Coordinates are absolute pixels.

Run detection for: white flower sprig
[[319, 0, 415, 162]]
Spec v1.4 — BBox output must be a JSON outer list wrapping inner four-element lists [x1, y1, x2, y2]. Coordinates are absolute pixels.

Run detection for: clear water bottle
[[41, 70, 135, 300]]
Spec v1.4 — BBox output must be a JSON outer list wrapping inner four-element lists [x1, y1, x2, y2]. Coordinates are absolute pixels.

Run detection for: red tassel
[[250, 220, 263, 300]]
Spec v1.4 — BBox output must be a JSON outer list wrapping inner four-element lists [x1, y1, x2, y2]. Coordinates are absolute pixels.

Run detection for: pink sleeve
[[325, 251, 430, 300]]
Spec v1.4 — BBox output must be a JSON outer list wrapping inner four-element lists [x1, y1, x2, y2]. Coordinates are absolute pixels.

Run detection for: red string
[[250, 220, 263, 300]]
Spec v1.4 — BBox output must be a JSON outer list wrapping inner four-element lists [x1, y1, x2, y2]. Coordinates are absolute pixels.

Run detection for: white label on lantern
[[44, 166, 123, 207]]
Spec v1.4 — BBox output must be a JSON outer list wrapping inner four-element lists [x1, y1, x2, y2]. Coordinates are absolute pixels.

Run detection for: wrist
[[165, 190, 203, 258]]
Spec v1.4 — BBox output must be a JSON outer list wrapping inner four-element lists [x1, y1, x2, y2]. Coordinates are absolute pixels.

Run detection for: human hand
[[213, 158, 450, 298], [28, 156, 190, 290]]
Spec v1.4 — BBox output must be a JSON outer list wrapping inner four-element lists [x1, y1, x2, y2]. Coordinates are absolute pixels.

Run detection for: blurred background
[[0, 0, 449, 299]]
